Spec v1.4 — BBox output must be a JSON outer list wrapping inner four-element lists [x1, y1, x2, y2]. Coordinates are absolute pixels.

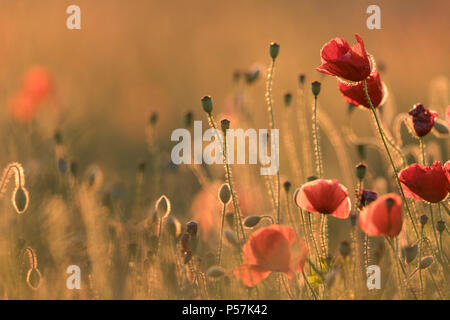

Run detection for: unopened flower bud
[[355, 163, 367, 180], [244, 215, 261, 228], [339, 241, 351, 258], [137, 158, 146, 173], [224, 229, 239, 248], [357, 144, 366, 160], [419, 215, 428, 227], [311, 81, 321, 97], [206, 266, 225, 278], [283, 181, 291, 193], [401, 244, 418, 264], [186, 221, 198, 237], [155, 195, 171, 218], [307, 176, 318, 182], [419, 256, 433, 269], [436, 220, 445, 233], [184, 111, 193, 127], [221, 119, 230, 132], [149, 112, 158, 126], [218, 183, 231, 204], [201, 95, 213, 114], [225, 212, 234, 228], [284, 92, 292, 107], [13, 186, 29, 214], [270, 42, 280, 60], [298, 74, 305, 85]]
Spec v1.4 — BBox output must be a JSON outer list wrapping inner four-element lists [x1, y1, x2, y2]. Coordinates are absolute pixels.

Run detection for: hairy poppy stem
[[217, 203, 226, 265], [419, 137, 426, 165], [363, 80, 420, 239], [266, 58, 281, 223], [312, 95, 323, 178]]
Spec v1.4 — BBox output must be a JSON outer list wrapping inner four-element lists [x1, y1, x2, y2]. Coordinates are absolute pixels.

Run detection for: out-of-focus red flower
[[358, 189, 378, 209], [8, 66, 53, 123], [294, 179, 350, 219], [338, 69, 385, 109], [359, 193, 403, 237], [316, 34, 372, 82], [408, 103, 438, 137], [234, 225, 307, 287], [22, 66, 52, 103], [399, 161, 449, 203]]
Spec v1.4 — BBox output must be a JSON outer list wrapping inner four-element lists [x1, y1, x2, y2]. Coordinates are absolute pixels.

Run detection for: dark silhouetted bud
[[311, 81, 321, 97], [54, 130, 63, 145], [298, 74, 305, 85], [225, 212, 234, 228], [149, 112, 159, 126], [218, 183, 231, 204], [270, 42, 280, 60], [70, 161, 78, 177], [284, 92, 292, 107], [307, 176, 318, 182], [244, 215, 261, 228], [420, 215, 428, 227], [357, 144, 366, 160], [221, 119, 230, 132], [137, 158, 146, 173], [201, 96, 213, 114], [57, 158, 68, 173], [184, 111, 193, 127], [355, 163, 367, 180], [186, 221, 198, 237], [419, 256, 433, 269], [339, 241, 351, 258], [283, 181, 291, 193], [437, 220, 445, 233], [401, 244, 418, 264]]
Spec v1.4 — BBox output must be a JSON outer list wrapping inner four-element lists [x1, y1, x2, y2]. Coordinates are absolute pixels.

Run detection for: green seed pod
[[201, 96, 213, 114], [244, 215, 262, 228], [13, 186, 29, 214], [218, 183, 232, 205], [311, 81, 321, 97], [419, 256, 433, 269], [206, 266, 225, 278], [270, 42, 280, 60]]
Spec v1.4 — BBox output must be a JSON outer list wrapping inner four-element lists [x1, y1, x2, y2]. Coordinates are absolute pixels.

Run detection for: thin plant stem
[[419, 137, 426, 165], [363, 80, 420, 239], [217, 203, 226, 265], [312, 95, 323, 178]]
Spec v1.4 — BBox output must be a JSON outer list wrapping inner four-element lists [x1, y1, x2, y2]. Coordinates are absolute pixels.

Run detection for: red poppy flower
[[359, 193, 403, 237], [234, 225, 308, 287], [399, 161, 449, 203], [316, 34, 372, 82], [8, 90, 37, 123], [338, 69, 385, 109], [408, 103, 438, 137], [22, 66, 52, 103], [294, 179, 351, 219], [358, 189, 378, 209]]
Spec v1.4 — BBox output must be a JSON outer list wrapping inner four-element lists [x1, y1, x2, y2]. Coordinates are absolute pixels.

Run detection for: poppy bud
[[408, 103, 438, 137], [13, 186, 29, 214], [436, 220, 445, 233], [225, 212, 234, 228], [224, 229, 239, 248], [165, 215, 181, 239], [419, 256, 433, 269], [54, 130, 63, 145], [355, 163, 367, 180], [401, 244, 418, 264], [206, 266, 225, 278], [244, 215, 261, 228], [433, 119, 449, 135], [201, 96, 213, 114], [307, 176, 318, 182], [298, 74, 305, 85], [283, 92, 292, 107], [283, 181, 291, 193], [419, 214, 428, 227], [339, 241, 351, 258], [184, 111, 193, 127], [149, 112, 158, 126], [221, 119, 230, 132], [270, 42, 280, 60], [186, 221, 198, 237], [245, 67, 260, 84], [57, 158, 68, 173], [357, 144, 366, 160], [137, 158, 146, 173], [311, 81, 321, 97], [218, 183, 232, 204], [70, 161, 78, 177], [358, 189, 378, 209], [155, 195, 171, 218]]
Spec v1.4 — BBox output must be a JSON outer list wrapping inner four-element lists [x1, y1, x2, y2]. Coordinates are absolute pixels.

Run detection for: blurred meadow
[[0, 0, 449, 299]]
